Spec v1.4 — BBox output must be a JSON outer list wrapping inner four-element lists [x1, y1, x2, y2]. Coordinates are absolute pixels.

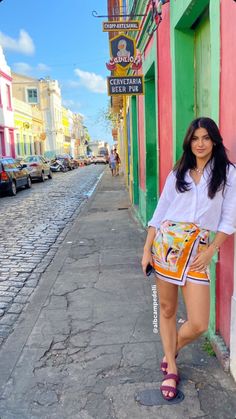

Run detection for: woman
[[109, 150, 116, 176], [142, 117, 236, 401], [114, 149, 121, 176]]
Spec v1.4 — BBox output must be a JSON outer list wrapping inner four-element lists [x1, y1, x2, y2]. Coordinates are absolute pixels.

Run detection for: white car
[[94, 155, 108, 164]]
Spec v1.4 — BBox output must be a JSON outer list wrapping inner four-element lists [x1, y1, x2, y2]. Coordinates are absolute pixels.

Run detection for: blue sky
[[0, 0, 112, 143]]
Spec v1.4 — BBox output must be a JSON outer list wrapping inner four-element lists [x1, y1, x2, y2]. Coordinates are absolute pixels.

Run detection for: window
[[25, 156, 39, 162], [23, 135, 27, 155], [1, 158, 17, 169], [16, 133, 21, 156], [0, 131, 5, 155], [29, 135, 34, 154], [6, 84, 12, 110], [26, 88, 38, 104]]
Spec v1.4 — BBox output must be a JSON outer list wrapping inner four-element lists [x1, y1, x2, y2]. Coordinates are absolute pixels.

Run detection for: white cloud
[[65, 80, 81, 89], [0, 29, 35, 55], [37, 63, 51, 72], [12, 62, 51, 77], [74, 68, 106, 94], [62, 99, 81, 109], [12, 62, 32, 75]]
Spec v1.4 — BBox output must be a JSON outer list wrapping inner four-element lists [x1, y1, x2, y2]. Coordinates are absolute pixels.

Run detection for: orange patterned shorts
[[152, 220, 210, 286]]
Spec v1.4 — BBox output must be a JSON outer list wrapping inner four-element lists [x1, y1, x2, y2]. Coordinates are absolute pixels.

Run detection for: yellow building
[[12, 73, 63, 157], [32, 105, 45, 155], [13, 98, 33, 157], [12, 73, 46, 156], [62, 106, 71, 154]]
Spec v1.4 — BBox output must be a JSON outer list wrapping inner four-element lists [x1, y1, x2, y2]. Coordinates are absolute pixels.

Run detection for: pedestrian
[[109, 149, 116, 176], [141, 117, 236, 401], [114, 149, 121, 176]]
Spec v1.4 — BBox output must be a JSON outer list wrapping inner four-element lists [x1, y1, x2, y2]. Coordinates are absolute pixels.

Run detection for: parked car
[[15, 156, 26, 165], [56, 154, 79, 170], [77, 156, 86, 166], [0, 156, 32, 196], [94, 155, 108, 164], [23, 155, 52, 181], [86, 156, 94, 165], [50, 158, 67, 172]]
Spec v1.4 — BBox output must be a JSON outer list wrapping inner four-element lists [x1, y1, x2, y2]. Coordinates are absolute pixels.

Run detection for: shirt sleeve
[[217, 166, 236, 235], [148, 171, 175, 228]]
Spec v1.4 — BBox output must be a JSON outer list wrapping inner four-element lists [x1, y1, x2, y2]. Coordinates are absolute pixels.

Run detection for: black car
[[0, 156, 32, 196]]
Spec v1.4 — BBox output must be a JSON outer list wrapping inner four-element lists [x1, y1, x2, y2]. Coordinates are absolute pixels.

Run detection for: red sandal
[[160, 361, 168, 375], [160, 373, 179, 401], [160, 353, 178, 376]]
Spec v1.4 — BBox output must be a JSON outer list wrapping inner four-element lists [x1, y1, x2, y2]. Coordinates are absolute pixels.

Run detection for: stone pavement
[[0, 168, 235, 419], [0, 165, 105, 344]]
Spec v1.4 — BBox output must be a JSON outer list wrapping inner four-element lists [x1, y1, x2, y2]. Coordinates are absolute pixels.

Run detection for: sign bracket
[[92, 10, 147, 18]]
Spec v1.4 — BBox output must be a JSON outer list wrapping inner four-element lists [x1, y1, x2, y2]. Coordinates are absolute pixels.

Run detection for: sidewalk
[[0, 168, 235, 419]]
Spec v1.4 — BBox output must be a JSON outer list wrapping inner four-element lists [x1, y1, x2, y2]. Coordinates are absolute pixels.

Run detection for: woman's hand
[[190, 247, 215, 271], [142, 248, 153, 276]]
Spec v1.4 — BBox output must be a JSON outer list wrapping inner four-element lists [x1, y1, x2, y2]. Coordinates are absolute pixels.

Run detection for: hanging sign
[[103, 21, 140, 32], [106, 34, 142, 74], [107, 76, 144, 96]]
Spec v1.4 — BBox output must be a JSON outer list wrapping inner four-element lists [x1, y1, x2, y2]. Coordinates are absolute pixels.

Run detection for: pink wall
[[217, 0, 236, 346], [157, 5, 173, 192]]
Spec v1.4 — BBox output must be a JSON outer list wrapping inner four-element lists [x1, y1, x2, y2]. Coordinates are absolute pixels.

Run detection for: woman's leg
[[177, 281, 210, 352], [156, 278, 179, 397]]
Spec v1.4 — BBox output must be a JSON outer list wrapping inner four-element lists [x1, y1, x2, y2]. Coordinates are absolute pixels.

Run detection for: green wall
[[142, 36, 158, 225], [131, 96, 139, 205], [144, 64, 158, 222], [171, 0, 220, 161], [171, 0, 220, 338]]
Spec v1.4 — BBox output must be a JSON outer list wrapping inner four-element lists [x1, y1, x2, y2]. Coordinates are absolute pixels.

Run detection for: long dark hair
[[174, 117, 233, 199]]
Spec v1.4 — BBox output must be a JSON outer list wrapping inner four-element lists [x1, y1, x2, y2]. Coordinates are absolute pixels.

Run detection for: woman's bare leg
[[176, 281, 210, 352], [156, 278, 179, 397]]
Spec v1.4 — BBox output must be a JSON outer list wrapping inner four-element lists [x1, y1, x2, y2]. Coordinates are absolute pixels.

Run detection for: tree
[[97, 101, 119, 133]]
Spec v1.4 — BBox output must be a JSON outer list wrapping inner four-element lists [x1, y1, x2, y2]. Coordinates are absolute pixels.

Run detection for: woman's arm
[[141, 226, 156, 276], [190, 231, 229, 271], [191, 167, 236, 271]]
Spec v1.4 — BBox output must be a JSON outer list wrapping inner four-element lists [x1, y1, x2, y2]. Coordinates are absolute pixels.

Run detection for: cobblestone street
[[0, 165, 105, 345]]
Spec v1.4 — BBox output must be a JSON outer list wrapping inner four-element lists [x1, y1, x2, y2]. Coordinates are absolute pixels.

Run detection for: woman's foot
[[160, 357, 168, 375], [160, 353, 178, 375], [160, 372, 179, 400]]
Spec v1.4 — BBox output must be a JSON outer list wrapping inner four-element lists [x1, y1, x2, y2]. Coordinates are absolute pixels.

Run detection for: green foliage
[[97, 101, 119, 132], [202, 338, 216, 357]]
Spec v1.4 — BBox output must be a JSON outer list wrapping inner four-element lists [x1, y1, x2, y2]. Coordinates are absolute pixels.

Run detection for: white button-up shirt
[[148, 165, 236, 235]]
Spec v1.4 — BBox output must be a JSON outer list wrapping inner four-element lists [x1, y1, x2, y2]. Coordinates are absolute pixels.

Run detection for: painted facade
[[13, 98, 34, 157], [62, 106, 71, 155], [12, 73, 64, 157], [72, 113, 87, 157], [31, 105, 45, 155], [13, 98, 45, 157], [38, 78, 64, 157], [0, 46, 15, 157], [108, 0, 236, 380]]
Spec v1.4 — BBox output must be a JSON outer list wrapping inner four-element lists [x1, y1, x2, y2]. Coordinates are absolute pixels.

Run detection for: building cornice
[[0, 70, 12, 82]]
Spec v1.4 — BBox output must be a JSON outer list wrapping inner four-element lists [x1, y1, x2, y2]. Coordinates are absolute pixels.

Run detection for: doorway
[[194, 9, 211, 117], [145, 64, 158, 222]]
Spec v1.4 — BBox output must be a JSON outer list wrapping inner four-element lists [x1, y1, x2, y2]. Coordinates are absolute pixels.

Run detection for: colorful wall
[[219, 0, 236, 379], [124, 0, 236, 378]]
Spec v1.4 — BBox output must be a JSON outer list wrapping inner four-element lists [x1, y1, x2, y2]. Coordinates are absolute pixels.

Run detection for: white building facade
[[40, 79, 64, 157]]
